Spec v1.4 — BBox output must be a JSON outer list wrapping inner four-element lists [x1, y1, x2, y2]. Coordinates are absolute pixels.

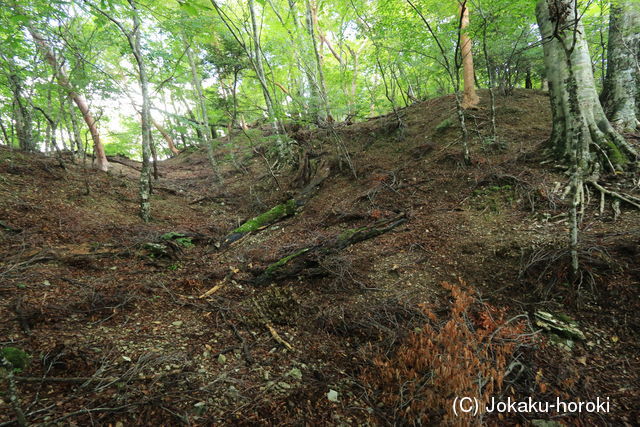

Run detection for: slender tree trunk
[[67, 97, 84, 155], [0, 117, 9, 147], [125, 0, 153, 221], [601, 0, 639, 131], [248, 0, 283, 138], [27, 27, 109, 171], [460, 1, 479, 109], [151, 117, 179, 155], [185, 42, 220, 180], [3, 65, 33, 151], [305, 0, 330, 123], [536, 0, 637, 169], [525, 67, 533, 89]]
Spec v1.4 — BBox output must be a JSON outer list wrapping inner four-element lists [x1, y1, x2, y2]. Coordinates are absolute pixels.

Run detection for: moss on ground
[[1, 347, 30, 372]]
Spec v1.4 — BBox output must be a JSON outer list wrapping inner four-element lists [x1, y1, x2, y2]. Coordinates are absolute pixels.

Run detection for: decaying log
[[220, 158, 334, 247], [254, 214, 407, 285]]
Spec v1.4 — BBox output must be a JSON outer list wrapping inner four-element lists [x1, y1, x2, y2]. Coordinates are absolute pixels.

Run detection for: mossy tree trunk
[[223, 199, 298, 245], [536, 0, 637, 172]]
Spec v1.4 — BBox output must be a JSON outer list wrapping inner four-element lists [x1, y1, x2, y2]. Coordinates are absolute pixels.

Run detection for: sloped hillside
[[1, 90, 639, 425]]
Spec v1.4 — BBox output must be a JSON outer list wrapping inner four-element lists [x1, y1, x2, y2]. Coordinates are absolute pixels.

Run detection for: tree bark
[[601, 0, 640, 132], [185, 42, 220, 180], [0, 116, 10, 147], [67, 97, 85, 155], [151, 117, 179, 155], [248, 0, 284, 141], [536, 0, 637, 169], [27, 27, 109, 171], [305, 0, 331, 123], [129, 0, 153, 222], [460, 1, 479, 109], [1, 54, 34, 151]]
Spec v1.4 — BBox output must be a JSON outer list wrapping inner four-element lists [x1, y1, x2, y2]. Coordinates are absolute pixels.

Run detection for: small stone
[[172, 321, 183, 327]]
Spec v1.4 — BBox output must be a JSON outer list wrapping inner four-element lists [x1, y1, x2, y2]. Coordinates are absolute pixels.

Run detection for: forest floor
[[1, 89, 639, 426]]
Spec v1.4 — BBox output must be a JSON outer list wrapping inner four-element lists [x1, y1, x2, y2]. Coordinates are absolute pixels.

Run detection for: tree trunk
[[525, 67, 533, 89], [601, 0, 639, 132], [248, 0, 283, 139], [185, 42, 220, 180], [3, 61, 33, 151], [129, 1, 152, 222], [151, 117, 179, 155], [67, 97, 85, 155], [27, 27, 109, 171], [0, 116, 10, 147], [460, 1, 479, 109], [305, 0, 330, 123], [536, 0, 637, 169]]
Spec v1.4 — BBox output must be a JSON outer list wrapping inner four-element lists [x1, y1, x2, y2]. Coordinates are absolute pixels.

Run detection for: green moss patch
[[1, 347, 30, 372], [605, 141, 628, 167]]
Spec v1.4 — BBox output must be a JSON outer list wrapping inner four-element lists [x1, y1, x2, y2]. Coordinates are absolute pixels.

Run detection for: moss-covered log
[[255, 214, 406, 285], [223, 199, 298, 246], [220, 158, 333, 247]]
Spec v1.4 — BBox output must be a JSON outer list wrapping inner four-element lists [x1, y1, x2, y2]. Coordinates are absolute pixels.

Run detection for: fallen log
[[219, 158, 333, 247], [223, 199, 298, 246], [255, 214, 407, 285]]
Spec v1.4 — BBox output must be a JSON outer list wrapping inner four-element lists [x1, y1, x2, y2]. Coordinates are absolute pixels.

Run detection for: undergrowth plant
[[361, 280, 530, 425]]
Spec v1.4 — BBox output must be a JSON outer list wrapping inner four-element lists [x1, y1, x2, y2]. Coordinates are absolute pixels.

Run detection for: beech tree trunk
[[27, 28, 109, 171], [536, 0, 637, 169], [601, 0, 640, 132], [460, 1, 479, 109]]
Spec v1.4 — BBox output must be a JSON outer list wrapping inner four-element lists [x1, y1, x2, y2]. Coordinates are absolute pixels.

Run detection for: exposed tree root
[[586, 180, 640, 211]]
